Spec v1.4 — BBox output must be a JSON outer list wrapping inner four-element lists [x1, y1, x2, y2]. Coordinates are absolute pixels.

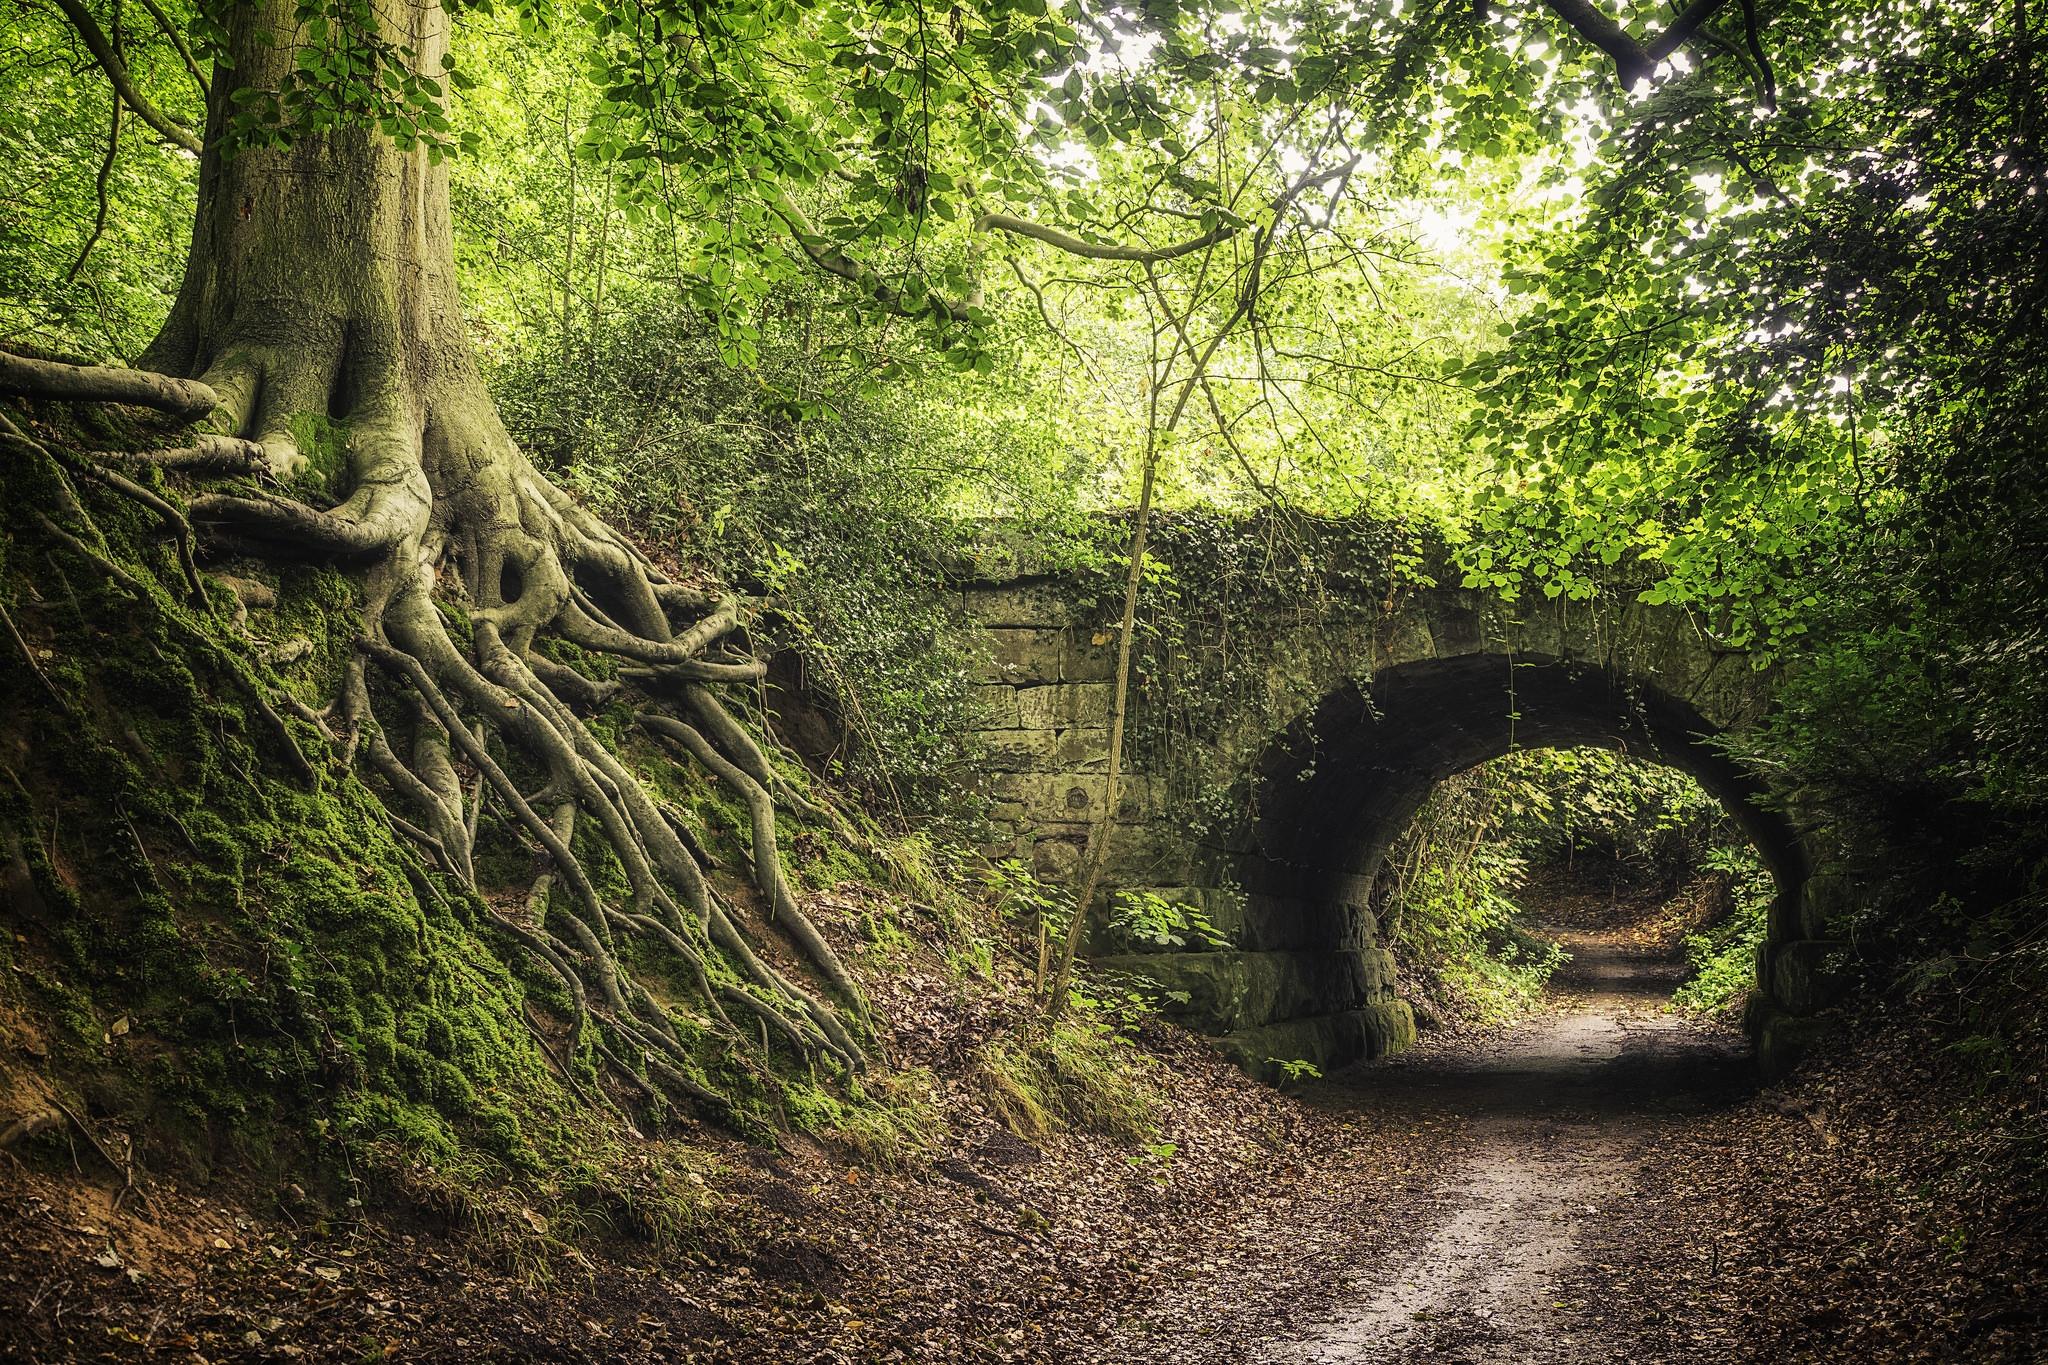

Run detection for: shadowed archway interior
[[1234, 653, 1808, 1009], [1245, 650, 1810, 908]]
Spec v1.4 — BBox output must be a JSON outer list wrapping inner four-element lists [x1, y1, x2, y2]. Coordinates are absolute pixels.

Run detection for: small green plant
[[978, 1020, 1162, 1144], [1674, 843, 1774, 1013], [1126, 1139, 1179, 1182], [784, 1070, 942, 1169], [1271, 1057, 1323, 1084], [984, 857, 1065, 921], [1386, 823, 1564, 1027], [1107, 888, 1224, 951], [1068, 964, 1196, 1033], [984, 856, 1066, 985]]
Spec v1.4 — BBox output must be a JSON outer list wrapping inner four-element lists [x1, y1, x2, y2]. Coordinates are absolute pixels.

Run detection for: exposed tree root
[[0, 347, 215, 421], [2, 351, 873, 1131], [110, 434, 270, 475]]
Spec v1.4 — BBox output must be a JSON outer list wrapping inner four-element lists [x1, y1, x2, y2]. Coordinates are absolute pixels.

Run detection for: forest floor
[[1177, 886, 1754, 1364], [1122, 875, 2048, 1364], [3, 874, 2044, 1362]]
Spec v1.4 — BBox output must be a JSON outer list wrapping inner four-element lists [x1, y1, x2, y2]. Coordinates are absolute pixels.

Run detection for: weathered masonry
[[954, 520, 1845, 1079]]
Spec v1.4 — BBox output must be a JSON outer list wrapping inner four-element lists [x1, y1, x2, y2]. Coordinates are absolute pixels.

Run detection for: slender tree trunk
[[560, 88, 578, 359], [1045, 387, 1160, 1019]]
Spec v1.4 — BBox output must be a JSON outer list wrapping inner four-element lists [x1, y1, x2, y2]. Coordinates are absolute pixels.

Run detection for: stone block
[[1329, 871, 1379, 911], [1498, 606, 1570, 664], [1746, 998, 1832, 1080], [1798, 873, 1860, 936], [983, 628, 1069, 685], [1374, 603, 1435, 668], [1090, 949, 1385, 1033], [973, 728, 1061, 772], [1766, 938, 1846, 1014], [1052, 727, 1111, 771], [1426, 596, 1487, 657], [1220, 890, 1371, 952], [1029, 819, 1197, 883], [971, 684, 1021, 729], [963, 581, 1082, 628], [988, 773, 1158, 824], [1686, 657, 1770, 731], [1029, 830, 1090, 882], [1234, 858, 1316, 900], [1015, 682, 1113, 728], [978, 831, 1027, 866], [954, 540, 1063, 584], [1064, 629, 1118, 680], [1217, 1002, 1418, 1082]]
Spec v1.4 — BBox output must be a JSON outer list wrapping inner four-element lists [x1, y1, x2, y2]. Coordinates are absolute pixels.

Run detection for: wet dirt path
[[1253, 928, 1752, 1365]]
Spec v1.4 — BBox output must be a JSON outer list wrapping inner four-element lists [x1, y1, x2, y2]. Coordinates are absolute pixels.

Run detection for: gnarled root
[[4, 350, 871, 1128], [0, 346, 215, 421]]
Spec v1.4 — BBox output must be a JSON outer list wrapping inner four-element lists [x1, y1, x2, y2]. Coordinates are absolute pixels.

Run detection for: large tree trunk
[[143, 0, 581, 642], [12, 0, 866, 1120]]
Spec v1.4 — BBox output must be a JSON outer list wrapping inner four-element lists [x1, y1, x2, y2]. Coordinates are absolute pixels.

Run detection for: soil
[[1226, 918, 1753, 1363], [4, 869, 2045, 1362]]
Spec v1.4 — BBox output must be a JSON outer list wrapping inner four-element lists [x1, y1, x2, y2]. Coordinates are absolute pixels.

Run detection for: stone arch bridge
[[953, 525, 1844, 1079]]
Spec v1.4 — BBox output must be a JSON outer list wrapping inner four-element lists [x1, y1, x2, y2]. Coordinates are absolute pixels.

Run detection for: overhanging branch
[[50, 0, 202, 154], [1538, 0, 1735, 88], [134, 0, 210, 102], [764, 189, 972, 324], [772, 154, 1354, 327], [974, 212, 1236, 263]]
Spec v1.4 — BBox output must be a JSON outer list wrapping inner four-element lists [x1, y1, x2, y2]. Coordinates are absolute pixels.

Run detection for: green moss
[[785, 1068, 940, 1168], [269, 565, 361, 703], [0, 410, 1001, 1232], [978, 1020, 1160, 1144], [0, 429, 577, 1193], [285, 411, 349, 498], [790, 823, 882, 893], [531, 633, 620, 683]]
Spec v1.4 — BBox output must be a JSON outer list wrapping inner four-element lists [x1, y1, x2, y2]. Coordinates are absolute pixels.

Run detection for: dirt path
[[1251, 927, 1751, 1365]]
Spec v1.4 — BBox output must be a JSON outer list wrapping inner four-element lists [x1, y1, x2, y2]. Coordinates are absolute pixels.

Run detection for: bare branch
[[67, 15, 122, 285], [1736, 0, 1778, 111], [133, 0, 208, 101]]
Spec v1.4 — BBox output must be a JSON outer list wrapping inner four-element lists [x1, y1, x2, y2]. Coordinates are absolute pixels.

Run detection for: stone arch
[[957, 542, 1844, 1080], [1240, 653, 1809, 952], [1156, 651, 1810, 1079]]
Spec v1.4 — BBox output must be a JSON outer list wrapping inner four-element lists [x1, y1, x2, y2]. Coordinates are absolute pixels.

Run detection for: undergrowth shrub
[[1493, 748, 1727, 885], [1379, 767, 1565, 1027], [1383, 748, 1774, 1025], [784, 1069, 943, 1170], [487, 295, 1075, 821]]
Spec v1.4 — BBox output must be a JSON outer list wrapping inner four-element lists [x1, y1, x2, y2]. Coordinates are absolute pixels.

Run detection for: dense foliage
[[1380, 748, 1768, 1024], [1377, 763, 1565, 1026], [4, 0, 2044, 1176], [1457, 0, 2047, 1072]]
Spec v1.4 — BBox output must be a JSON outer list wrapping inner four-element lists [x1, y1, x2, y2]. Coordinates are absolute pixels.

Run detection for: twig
[[0, 600, 69, 710]]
